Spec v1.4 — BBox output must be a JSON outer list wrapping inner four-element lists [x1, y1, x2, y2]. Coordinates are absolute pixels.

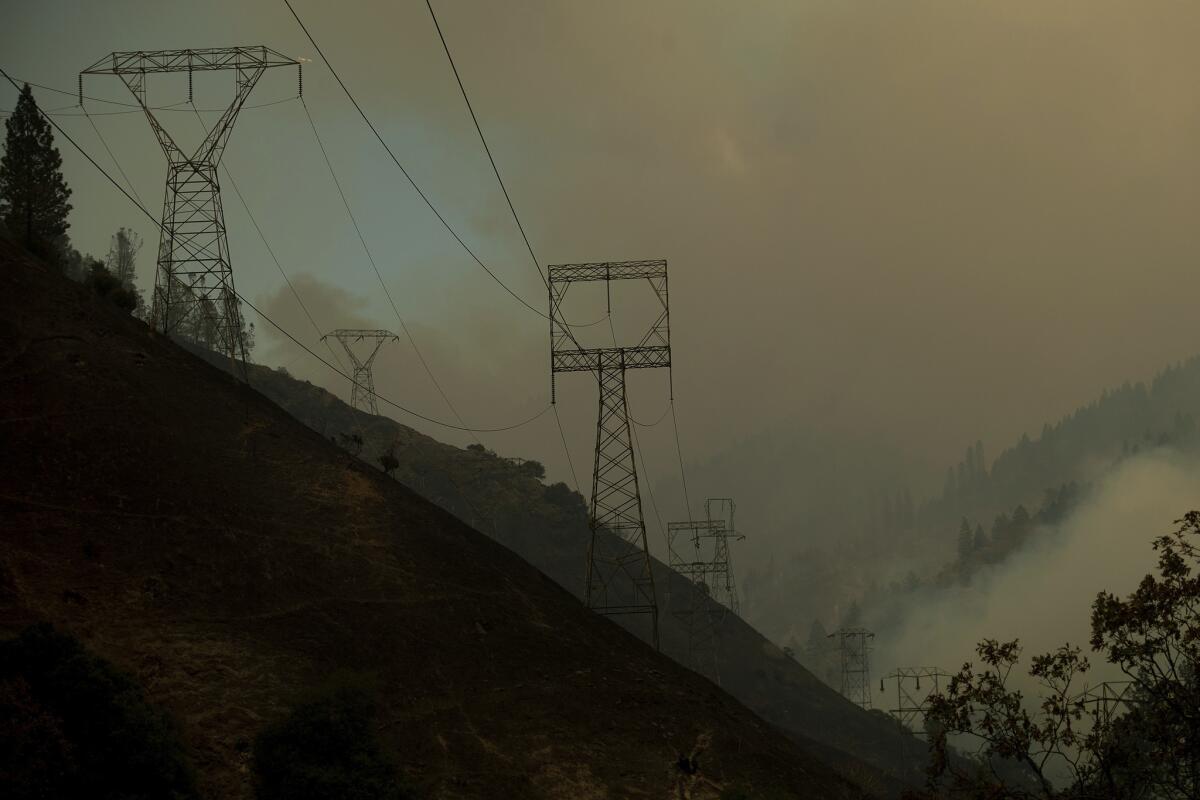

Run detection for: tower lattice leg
[[150, 161, 243, 358], [586, 351, 660, 648]]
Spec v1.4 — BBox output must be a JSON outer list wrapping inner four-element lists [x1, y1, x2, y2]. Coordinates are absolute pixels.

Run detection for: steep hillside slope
[[0, 238, 868, 799], [193, 338, 931, 792]]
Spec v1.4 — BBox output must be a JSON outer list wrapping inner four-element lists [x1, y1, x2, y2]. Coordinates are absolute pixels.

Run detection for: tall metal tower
[[879, 667, 950, 735], [666, 517, 729, 681], [322, 329, 398, 415], [829, 627, 875, 709], [81, 48, 303, 359], [703, 497, 743, 615], [549, 260, 670, 649], [667, 500, 745, 681]]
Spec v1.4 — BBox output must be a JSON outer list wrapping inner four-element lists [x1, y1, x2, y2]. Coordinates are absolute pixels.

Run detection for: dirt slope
[[0, 238, 870, 798], [214, 351, 928, 795]]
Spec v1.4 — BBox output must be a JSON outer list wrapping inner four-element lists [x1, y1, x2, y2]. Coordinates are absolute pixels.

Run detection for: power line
[[83, 110, 144, 208], [670, 400, 694, 518], [423, 0, 546, 289], [552, 403, 581, 493], [0, 64, 552, 436], [3, 101, 299, 117], [606, 310, 691, 522], [419, 1, 608, 340], [630, 401, 672, 429], [280, 0, 554, 321], [13, 76, 143, 106], [189, 106, 349, 373], [630, 407, 666, 549], [297, 97, 478, 440], [246, 299, 552, 432]]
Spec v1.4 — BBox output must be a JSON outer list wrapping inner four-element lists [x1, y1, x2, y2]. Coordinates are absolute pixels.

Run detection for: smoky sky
[[6, 1, 1200, 533]]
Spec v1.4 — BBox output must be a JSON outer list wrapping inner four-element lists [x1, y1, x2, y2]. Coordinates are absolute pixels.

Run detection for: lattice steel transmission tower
[[830, 627, 875, 709], [703, 498, 743, 615], [666, 499, 743, 682], [879, 667, 950, 735], [323, 329, 398, 415], [549, 260, 670, 649], [81, 48, 303, 359]]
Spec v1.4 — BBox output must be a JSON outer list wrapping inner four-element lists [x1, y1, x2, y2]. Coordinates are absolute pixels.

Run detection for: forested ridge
[[729, 356, 1200, 652]]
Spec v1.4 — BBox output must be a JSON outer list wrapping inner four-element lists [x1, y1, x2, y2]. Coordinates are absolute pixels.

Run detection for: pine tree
[[0, 84, 72, 259]]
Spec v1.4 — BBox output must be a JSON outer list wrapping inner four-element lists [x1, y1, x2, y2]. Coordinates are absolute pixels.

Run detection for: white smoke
[[873, 449, 1200, 689]]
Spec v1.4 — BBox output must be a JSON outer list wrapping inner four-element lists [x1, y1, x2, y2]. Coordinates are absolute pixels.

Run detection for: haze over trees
[[912, 512, 1200, 799], [739, 355, 1200, 664], [4, 9, 1200, 797]]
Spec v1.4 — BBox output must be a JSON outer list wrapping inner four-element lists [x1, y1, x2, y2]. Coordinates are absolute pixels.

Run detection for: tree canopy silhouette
[[0, 84, 71, 260]]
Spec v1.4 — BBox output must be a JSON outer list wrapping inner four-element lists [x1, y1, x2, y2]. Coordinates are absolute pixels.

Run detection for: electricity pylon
[[549, 260, 670, 649], [830, 627, 875, 709], [879, 667, 950, 735], [667, 498, 744, 682], [81, 48, 303, 359], [322, 329, 398, 415], [667, 518, 728, 682], [703, 498, 743, 615]]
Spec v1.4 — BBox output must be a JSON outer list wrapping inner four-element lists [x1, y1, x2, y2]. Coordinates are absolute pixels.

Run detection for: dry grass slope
[[0, 237, 868, 799]]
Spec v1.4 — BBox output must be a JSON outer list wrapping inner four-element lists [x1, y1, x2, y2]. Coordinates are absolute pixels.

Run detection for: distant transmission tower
[[879, 667, 950, 735], [703, 498, 743, 615], [549, 260, 671, 649], [81, 48, 303, 359], [666, 500, 743, 683], [1073, 681, 1138, 727], [322, 329, 398, 415], [830, 627, 875, 709]]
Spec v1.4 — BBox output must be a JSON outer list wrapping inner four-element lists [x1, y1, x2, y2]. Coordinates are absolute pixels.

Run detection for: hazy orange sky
[[6, 0, 1200, 512]]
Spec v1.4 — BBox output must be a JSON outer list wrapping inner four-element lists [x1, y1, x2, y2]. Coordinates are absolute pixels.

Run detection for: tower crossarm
[[551, 345, 671, 373], [547, 259, 671, 393], [81, 47, 302, 75], [323, 329, 398, 339], [547, 260, 667, 283], [81, 46, 303, 165]]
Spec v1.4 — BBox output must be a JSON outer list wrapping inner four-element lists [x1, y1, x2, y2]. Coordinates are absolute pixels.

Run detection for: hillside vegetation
[[0, 237, 873, 799], [191, 338, 937, 795]]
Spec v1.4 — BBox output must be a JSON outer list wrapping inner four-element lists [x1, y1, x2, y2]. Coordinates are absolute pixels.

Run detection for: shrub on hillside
[[252, 673, 415, 800], [0, 622, 197, 800], [84, 260, 139, 314]]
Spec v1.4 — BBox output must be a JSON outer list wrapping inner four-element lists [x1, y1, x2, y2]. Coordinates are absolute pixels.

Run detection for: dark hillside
[[191, 328, 932, 793], [0, 237, 869, 799]]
